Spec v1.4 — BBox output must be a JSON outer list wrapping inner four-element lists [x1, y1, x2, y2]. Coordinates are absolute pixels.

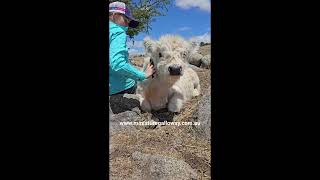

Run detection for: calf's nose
[[168, 64, 182, 75]]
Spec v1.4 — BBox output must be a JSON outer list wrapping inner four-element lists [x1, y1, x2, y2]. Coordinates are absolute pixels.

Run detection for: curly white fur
[[136, 35, 201, 113]]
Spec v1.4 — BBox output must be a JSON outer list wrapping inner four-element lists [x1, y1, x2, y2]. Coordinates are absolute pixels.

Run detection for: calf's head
[[143, 37, 189, 78]]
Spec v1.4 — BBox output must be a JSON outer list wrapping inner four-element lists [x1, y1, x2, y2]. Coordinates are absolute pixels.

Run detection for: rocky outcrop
[[200, 54, 211, 69], [109, 93, 141, 114], [109, 94, 143, 135], [188, 52, 203, 67], [109, 110, 142, 135], [188, 53, 212, 69], [131, 151, 198, 180], [192, 85, 211, 141]]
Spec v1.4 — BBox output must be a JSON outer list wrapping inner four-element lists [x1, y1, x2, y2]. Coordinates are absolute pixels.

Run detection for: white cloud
[[175, 0, 211, 12], [127, 40, 144, 49], [189, 32, 211, 44], [128, 48, 143, 55], [127, 40, 145, 55], [177, 26, 192, 31]]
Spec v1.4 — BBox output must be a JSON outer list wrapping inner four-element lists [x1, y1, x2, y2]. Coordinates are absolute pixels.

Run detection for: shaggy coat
[[136, 35, 201, 112]]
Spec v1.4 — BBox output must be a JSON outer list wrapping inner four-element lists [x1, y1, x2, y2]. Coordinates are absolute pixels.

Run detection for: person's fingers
[[145, 64, 152, 73], [144, 63, 156, 78]]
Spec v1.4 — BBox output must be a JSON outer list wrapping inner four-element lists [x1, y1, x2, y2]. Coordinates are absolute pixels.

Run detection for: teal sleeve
[[109, 31, 146, 81]]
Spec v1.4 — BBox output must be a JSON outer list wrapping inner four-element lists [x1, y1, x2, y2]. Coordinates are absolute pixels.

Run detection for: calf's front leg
[[136, 94, 152, 112], [168, 88, 185, 113]]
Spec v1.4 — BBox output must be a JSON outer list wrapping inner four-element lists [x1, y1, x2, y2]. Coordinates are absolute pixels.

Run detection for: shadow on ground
[[151, 108, 177, 122]]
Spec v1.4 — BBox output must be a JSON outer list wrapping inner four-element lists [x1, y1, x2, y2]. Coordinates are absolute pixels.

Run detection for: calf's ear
[[143, 37, 157, 54]]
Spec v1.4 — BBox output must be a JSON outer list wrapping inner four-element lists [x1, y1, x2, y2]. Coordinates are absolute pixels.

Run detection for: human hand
[[144, 63, 156, 79]]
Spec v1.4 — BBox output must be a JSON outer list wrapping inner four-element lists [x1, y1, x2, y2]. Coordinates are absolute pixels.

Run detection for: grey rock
[[109, 110, 141, 135], [192, 86, 211, 141], [188, 52, 203, 67], [131, 151, 198, 180], [200, 54, 211, 69], [109, 93, 144, 135], [109, 94, 141, 114]]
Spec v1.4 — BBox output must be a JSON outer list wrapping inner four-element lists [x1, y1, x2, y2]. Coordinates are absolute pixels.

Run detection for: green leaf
[[108, 0, 172, 38]]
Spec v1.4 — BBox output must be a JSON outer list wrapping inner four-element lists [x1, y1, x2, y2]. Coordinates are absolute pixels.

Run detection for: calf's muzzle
[[168, 64, 182, 75]]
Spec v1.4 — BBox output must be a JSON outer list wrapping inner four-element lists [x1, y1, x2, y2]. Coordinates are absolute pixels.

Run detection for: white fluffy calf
[[136, 35, 201, 113]]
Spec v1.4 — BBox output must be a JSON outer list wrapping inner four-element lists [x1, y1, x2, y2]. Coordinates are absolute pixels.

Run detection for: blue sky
[[127, 0, 211, 55]]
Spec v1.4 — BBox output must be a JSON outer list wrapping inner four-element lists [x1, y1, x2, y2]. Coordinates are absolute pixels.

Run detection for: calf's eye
[[159, 52, 163, 58]]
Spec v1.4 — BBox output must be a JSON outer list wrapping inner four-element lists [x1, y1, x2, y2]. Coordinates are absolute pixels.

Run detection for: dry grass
[[130, 56, 145, 67], [110, 45, 212, 179], [198, 44, 211, 56], [110, 122, 212, 179]]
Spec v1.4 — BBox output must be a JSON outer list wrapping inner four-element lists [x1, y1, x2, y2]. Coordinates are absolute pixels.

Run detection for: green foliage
[[109, 0, 172, 39]]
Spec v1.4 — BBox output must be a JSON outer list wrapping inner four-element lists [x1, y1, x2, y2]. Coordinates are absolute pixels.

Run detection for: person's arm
[[109, 31, 146, 81]]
